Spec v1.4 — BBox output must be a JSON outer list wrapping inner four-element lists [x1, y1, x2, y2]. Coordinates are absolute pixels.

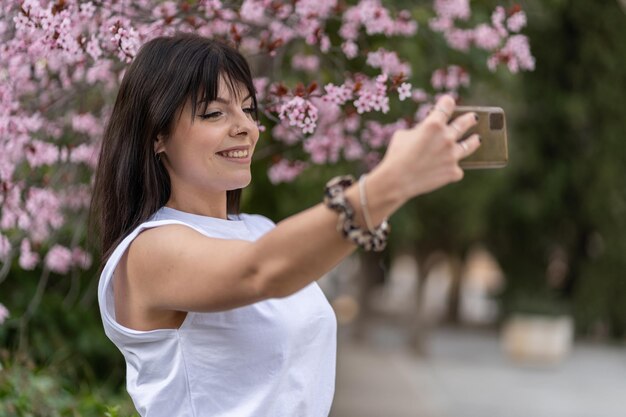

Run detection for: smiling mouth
[[217, 149, 250, 159]]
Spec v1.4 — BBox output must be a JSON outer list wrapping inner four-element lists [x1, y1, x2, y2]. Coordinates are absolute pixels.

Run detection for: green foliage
[[485, 0, 626, 337], [0, 354, 137, 417], [1, 263, 126, 385]]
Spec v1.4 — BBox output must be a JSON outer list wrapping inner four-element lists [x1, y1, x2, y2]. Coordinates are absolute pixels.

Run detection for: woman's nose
[[230, 111, 255, 137], [230, 124, 248, 137]]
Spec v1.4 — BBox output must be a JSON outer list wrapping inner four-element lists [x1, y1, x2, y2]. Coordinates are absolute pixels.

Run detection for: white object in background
[[501, 314, 574, 365], [460, 246, 504, 325]]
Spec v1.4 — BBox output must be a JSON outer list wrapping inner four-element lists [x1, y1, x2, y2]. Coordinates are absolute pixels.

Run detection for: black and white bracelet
[[323, 175, 390, 252]]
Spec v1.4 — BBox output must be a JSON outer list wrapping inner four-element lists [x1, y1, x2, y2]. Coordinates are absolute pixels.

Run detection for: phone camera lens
[[489, 113, 504, 130]]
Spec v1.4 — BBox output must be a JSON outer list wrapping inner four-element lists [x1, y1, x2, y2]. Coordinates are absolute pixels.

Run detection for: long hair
[[89, 34, 258, 263]]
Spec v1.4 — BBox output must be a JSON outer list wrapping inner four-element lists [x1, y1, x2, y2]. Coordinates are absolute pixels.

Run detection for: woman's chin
[[227, 174, 252, 190]]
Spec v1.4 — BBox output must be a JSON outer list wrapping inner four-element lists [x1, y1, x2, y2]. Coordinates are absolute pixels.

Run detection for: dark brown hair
[[89, 34, 258, 263]]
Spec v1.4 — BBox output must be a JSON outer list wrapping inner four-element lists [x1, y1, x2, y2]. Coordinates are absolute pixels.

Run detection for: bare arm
[[119, 96, 481, 315]]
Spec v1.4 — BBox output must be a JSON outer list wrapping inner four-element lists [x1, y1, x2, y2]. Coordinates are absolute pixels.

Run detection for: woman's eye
[[199, 111, 222, 120], [243, 107, 257, 116]]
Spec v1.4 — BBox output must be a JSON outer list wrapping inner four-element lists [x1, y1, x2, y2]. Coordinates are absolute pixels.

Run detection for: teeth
[[221, 150, 249, 158]]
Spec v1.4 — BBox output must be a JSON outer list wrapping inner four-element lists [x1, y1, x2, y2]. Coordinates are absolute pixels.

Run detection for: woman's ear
[[154, 134, 166, 155]]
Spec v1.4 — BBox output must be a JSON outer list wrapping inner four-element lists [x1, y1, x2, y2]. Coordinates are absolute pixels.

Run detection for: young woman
[[91, 33, 480, 417]]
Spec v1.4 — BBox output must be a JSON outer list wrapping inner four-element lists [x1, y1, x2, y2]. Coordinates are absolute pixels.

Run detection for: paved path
[[330, 326, 626, 417]]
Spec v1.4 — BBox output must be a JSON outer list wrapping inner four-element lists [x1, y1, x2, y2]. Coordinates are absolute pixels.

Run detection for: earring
[[155, 152, 161, 162]]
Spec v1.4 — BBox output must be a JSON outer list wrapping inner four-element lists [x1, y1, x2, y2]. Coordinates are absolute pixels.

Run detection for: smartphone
[[452, 106, 508, 169]]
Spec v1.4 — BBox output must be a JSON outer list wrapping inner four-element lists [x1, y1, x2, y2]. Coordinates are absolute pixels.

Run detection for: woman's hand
[[371, 95, 482, 204]]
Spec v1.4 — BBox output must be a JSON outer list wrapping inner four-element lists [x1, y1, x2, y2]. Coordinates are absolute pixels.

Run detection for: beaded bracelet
[[323, 175, 390, 252]]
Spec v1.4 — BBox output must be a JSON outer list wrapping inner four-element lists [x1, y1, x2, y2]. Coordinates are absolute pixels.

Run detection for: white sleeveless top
[[97, 207, 337, 417]]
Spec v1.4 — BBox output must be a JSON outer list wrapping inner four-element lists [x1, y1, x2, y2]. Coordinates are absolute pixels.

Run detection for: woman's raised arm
[[115, 96, 481, 325]]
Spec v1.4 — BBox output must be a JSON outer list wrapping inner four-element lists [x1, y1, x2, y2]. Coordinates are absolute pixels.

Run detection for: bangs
[[187, 44, 258, 120]]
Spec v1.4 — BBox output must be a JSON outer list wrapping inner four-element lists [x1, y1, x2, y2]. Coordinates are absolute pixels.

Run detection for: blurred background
[[1, 0, 626, 416]]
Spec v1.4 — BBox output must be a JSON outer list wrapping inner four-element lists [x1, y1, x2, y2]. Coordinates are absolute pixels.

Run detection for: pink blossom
[[323, 83, 354, 106], [24, 140, 60, 168], [366, 49, 411, 76], [268, 21, 297, 46], [395, 10, 419, 36], [504, 34, 535, 72], [253, 77, 269, 101], [295, 0, 337, 19], [0, 303, 9, 325], [272, 123, 301, 145], [45, 244, 73, 274], [319, 36, 331, 53], [491, 6, 508, 37], [79, 2, 97, 19], [357, 1, 394, 36], [362, 119, 409, 149], [69, 143, 100, 168], [240, 0, 267, 25], [25, 188, 64, 242], [431, 66, 470, 91], [0, 186, 22, 230], [353, 74, 390, 114], [278, 97, 319, 135], [340, 0, 417, 40], [19, 238, 39, 270], [275, 3, 293, 20], [60, 185, 93, 210], [72, 247, 93, 270], [200, 0, 225, 19], [85, 37, 103, 61], [411, 89, 429, 102], [311, 96, 342, 125], [344, 114, 360, 132], [444, 28, 474, 51], [397, 83, 412, 101], [473, 24, 502, 50], [507, 11, 527, 33], [434, 0, 471, 21], [339, 13, 359, 41], [268, 159, 308, 184], [72, 113, 104, 137], [489, 34, 535, 73], [292, 54, 320, 72], [110, 23, 141, 62], [341, 41, 358, 59], [429, 16, 453, 32], [343, 137, 365, 160], [304, 129, 344, 164], [86, 60, 115, 87]]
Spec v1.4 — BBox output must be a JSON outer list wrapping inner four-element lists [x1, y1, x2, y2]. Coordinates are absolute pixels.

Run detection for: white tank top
[[97, 207, 337, 417]]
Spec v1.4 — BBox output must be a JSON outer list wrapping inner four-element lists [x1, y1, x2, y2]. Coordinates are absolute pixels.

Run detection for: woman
[[91, 33, 480, 417]]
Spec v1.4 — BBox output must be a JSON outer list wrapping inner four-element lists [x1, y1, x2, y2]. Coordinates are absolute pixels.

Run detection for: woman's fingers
[[426, 95, 456, 124], [454, 134, 481, 160], [378, 95, 483, 199], [448, 111, 478, 138]]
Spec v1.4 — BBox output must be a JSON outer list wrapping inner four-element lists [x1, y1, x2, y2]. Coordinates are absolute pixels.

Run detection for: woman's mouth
[[216, 148, 252, 163], [217, 149, 249, 159]]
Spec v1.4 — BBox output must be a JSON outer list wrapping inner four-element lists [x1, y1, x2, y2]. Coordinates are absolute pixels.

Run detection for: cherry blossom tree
[[0, 0, 534, 322]]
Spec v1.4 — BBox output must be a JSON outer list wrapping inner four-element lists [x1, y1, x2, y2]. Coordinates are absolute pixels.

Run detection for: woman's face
[[157, 79, 259, 199]]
